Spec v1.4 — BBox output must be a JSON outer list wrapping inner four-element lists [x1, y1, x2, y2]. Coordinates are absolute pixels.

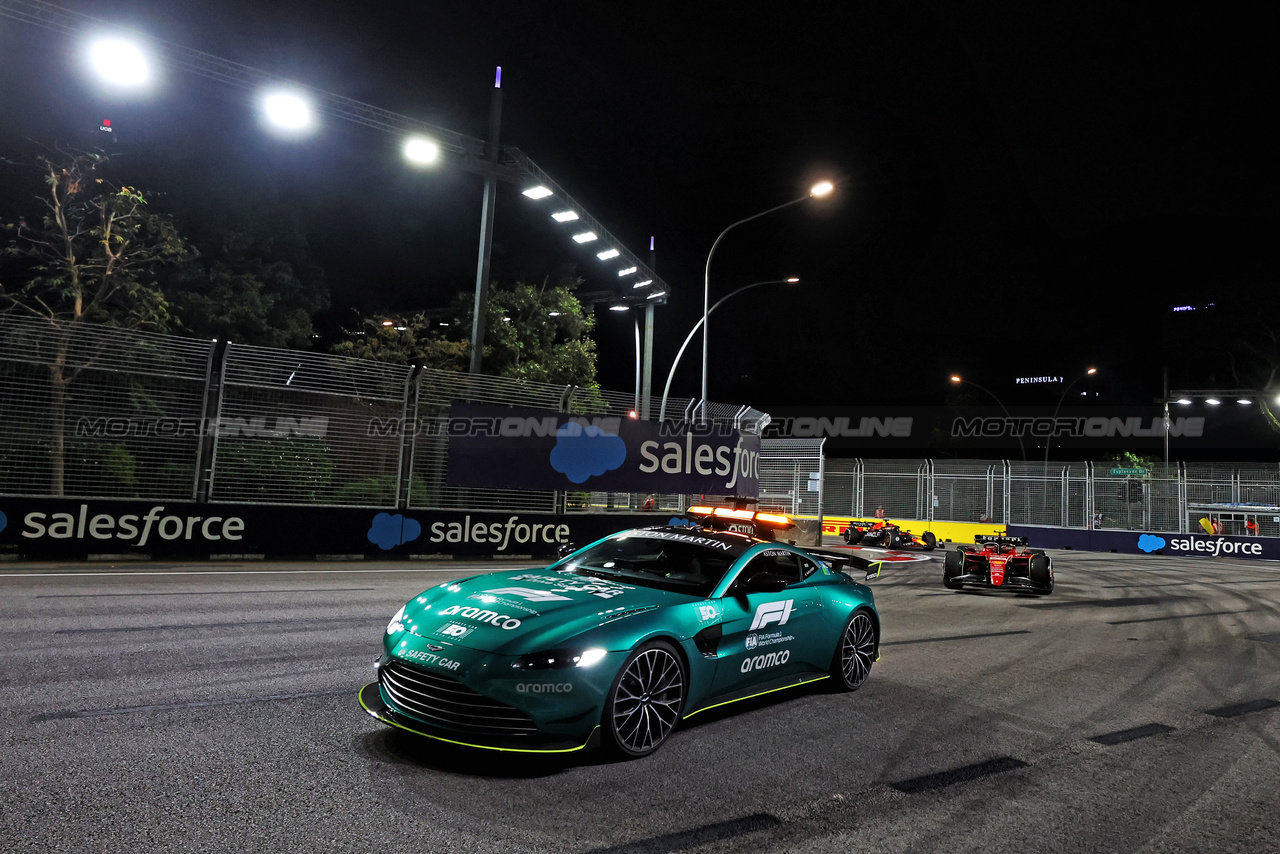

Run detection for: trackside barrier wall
[[1007, 524, 1280, 561]]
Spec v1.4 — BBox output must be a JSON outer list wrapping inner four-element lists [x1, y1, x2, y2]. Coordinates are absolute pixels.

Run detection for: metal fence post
[[191, 339, 220, 503], [199, 341, 232, 503]]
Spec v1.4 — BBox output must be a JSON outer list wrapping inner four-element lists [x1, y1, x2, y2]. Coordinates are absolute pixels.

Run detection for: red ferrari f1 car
[[942, 535, 1053, 594], [842, 519, 937, 550]]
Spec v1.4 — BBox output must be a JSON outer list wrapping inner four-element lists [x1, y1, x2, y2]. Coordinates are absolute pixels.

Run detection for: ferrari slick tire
[[922, 531, 937, 550], [830, 609, 877, 691], [943, 549, 964, 589], [1028, 552, 1053, 594], [603, 639, 686, 758]]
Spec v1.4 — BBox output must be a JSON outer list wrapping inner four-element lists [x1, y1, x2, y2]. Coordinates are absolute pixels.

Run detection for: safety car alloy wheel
[[604, 640, 686, 758], [831, 610, 877, 690]]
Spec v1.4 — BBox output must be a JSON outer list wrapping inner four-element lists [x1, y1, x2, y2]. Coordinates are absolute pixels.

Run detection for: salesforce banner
[[0, 498, 679, 559], [1008, 525, 1279, 560], [444, 403, 761, 497]]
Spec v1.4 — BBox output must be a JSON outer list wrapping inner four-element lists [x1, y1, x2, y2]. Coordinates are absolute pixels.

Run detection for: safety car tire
[[602, 640, 687, 759], [829, 608, 877, 691]]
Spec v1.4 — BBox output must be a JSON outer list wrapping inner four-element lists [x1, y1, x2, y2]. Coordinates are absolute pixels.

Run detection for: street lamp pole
[[700, 182, 832, 420], [468, 67, 503, 375], [1044, 367, 1097, 466], [951, 375, 1026, 461], [663, 278, 799, 421]]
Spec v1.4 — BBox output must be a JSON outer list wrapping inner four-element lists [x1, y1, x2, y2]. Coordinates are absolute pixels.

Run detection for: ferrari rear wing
[[974, 535, 1028, 547], [806, 546, 885, 581]]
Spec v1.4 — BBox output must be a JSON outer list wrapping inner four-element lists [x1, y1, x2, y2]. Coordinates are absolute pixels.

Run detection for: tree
[[160, 209, 330, 348], [1, 149, 192, 495], [333, 274, 600, 388]]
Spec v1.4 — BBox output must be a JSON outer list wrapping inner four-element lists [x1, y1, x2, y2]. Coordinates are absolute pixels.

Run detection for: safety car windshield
[[562, 530, 747, 597]]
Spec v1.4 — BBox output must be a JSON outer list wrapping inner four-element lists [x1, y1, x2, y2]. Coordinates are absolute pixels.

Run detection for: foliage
[[212, 437, 335, 502], [333, 274, 600, 388], [160, 209, 330, 348], [1, 148, 190, 328]]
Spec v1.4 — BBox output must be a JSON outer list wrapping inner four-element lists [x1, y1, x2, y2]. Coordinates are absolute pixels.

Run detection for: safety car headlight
[[386, 605, 406, 635], [512, 647, 607, 670]]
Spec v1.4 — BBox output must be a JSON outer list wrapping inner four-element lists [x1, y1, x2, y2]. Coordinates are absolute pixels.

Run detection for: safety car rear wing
[[806, 546, 885, 582]]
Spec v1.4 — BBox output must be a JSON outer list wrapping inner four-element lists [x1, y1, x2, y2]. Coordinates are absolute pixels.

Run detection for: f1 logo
[[749, 599, 793, 631]]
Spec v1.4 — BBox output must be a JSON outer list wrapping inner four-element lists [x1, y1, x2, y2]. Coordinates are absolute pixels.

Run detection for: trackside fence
[[0, 316, 770, 513], [824, 459, 1280, 536]]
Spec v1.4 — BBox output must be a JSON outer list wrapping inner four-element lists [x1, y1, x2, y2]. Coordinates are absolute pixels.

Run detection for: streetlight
[[662, 278, 800, 422], [1044, 367, 1097, 464], [950, 374, 1025, 460], [85, 35, 152, 89], [700, 181, 833, 416]]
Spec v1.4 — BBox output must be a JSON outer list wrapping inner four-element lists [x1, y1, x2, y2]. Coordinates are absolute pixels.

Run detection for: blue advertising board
[[444, 403, 761, 496], [1008, 525, 1279, 560]]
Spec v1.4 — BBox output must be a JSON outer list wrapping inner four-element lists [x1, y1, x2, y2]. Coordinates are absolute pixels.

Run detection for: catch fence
[[825, 458, 1280, 536], [0, 317, 771, 513]]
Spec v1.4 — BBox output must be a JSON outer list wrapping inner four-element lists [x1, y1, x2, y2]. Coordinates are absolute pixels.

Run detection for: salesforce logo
[[548, 421, 626, 484], [1137, 534, 1167, 553], [368, 513, 422, 550]]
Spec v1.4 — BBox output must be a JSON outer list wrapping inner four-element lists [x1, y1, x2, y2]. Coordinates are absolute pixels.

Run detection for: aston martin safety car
[[942, 535, 1053, 594], [842, 519, 937, 550], [360, 506, 882, 759]]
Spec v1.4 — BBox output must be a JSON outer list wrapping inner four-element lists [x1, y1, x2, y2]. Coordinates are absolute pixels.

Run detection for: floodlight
[[87, 36, 151, 89], [1205, 398, 1221, 405], [596, 249, 620, 260], [810, 180, 834, 197], [786, 277, 800, 283], [1237, 398, 1252, 405], [646, 290, 667, 299], [950, 376, 962, 383], [1176, 398, 1192, 405], [548, 311, 561, 317], [522, 186, 553, 199], [1087, 367, 1097, 374], [632, 279, 652, 288], [552, 210, 579, 222], [403, 136, 440, 165], [609, 305, 630, 311], [260, 88, 315, 134], [572, 232, 598, 243], [618, 267, 638, 277]]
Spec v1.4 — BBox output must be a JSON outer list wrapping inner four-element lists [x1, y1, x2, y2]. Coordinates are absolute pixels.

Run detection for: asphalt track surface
[[2, 551, 1279, 853]]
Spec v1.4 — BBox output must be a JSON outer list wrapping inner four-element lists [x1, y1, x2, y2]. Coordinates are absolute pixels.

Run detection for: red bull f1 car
[[842, 519, 937, 551], [942, 535, 1053, 594]]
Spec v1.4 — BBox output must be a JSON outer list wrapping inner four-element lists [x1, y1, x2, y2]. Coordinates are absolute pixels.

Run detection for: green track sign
[[1110, 467, 1149, 476]]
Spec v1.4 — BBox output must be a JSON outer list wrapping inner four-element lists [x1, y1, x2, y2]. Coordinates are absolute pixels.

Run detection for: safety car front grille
[[380, 659, 536, 735]]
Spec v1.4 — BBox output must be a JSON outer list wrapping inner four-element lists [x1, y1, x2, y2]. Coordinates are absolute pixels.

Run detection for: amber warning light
[[686, 506, 794, 530]]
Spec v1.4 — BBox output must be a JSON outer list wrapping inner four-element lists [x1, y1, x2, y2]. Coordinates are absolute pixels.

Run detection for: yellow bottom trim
[[682, 674, 830, 720], [359, 687, 598, 755]]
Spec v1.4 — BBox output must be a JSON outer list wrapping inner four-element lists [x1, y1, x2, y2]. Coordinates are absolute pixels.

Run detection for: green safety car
[[359, 506, 882, 758]]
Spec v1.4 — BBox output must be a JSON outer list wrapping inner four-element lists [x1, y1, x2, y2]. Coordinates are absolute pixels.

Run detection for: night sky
[[1, 1, 1276, 414]]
